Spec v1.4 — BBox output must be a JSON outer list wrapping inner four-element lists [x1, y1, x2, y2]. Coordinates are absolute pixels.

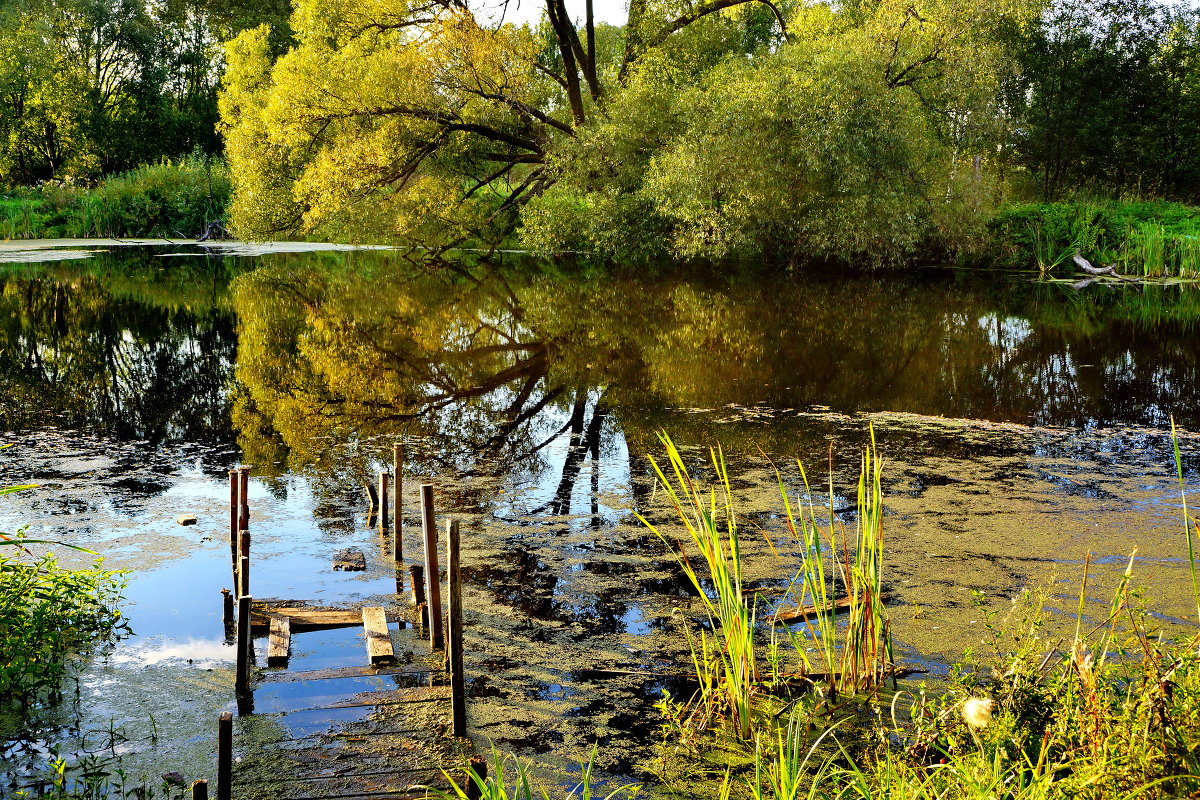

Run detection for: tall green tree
[[0, 0, 288, 185], [1006, 0, 1200, 200]]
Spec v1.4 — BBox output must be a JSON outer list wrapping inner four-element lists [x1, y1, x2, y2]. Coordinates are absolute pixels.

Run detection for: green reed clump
[[0, 527, 129, 707], [639, 434, 759, 739], [777, 429, 892, 697], [640, 432, 894, 744]]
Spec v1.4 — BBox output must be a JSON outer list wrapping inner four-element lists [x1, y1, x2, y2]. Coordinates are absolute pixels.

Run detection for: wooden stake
[[228, 470, 238, 584], [236, 594, 252, 696], [410, 565, 426, 605], [379, 471, 390, 533], [237, 467, 250, 534], [410, 564, 428, 629], [236, 530, 250, 598], [217, 711, 232, 800], [238, 550, 250, 599], [447, 519, 466, 737], [466, 754, 487, 800], [191, 779, 208, 800], [364, 481, 379, 511], [393, 442, 403, 561], [221, 588, 234, 632], [420, 484, 444, 650]]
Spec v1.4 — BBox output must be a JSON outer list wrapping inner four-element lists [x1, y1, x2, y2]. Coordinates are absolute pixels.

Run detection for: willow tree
[[222, 0, 1035, 260], [219, 0, 790, 245]]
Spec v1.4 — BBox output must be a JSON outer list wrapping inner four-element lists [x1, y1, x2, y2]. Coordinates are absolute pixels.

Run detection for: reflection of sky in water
[[491, 393, 632, 526], [113, 638, 235, 667]]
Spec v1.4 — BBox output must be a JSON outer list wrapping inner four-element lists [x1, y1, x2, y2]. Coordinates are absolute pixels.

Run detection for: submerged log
[[767, 593, 890, 625]]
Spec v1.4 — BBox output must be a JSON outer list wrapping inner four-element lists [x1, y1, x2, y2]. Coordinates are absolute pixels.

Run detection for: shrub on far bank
[[987, 200, 1200, 277], [0, 157, 231, 240]]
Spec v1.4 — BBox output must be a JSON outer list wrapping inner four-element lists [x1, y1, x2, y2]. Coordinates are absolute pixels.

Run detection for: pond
[[2, 241, 1200, 793]]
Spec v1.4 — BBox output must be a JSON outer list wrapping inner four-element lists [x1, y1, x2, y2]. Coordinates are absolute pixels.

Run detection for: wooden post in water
[[228, 470, 238, 586], [237, 531, 250, 598], [237, 467, 250, 535], [420, 484, 444, 650], [466, 755, 487, 800], [447, 519, 466, 737], [379, 471, 390, 534], [191, 779, 208, 800], [221, 588, 234, 634], [238, 555, 250, 600], [235, 594, 252, 697], [393, 442, 403, 561], [217, 711, 232, 800]]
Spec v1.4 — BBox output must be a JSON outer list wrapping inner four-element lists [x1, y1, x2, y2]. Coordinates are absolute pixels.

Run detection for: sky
[[475, 0, 630, 27]]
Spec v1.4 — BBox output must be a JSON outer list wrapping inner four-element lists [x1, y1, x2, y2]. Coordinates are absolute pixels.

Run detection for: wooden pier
[[214, 459, 477, 800]]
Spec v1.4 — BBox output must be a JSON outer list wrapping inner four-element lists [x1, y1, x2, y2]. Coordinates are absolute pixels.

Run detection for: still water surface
[[2, 243, 1199, 790]]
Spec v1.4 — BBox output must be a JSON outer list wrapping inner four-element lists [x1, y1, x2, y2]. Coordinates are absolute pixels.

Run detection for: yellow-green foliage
[[523, 0, 1037, 264], [220, 4, 549, 244]]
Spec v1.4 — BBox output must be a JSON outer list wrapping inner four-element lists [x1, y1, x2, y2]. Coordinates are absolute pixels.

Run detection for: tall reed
[[639, 434, 758, 738], [776, 429, 892, 695], [642, 431, 894, 740]]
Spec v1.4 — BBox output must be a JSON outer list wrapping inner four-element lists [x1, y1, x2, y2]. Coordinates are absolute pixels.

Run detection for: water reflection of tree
[[0, 257, 236, 443], [232, 257, 1200, 491]]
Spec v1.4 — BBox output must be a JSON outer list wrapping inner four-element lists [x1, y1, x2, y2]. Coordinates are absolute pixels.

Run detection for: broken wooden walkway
[[215, 465, 476, 800], [232, 601, 468, 800]]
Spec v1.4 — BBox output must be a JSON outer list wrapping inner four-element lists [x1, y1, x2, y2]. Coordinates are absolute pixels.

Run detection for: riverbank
[[6, 192, 1199, 277], [988, 200, 1200, 277]]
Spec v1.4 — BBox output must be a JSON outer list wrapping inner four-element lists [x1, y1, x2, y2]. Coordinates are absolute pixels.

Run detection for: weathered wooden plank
[[363, 606, 394, 665], [256, 663, 434, 684], [267, 614, 291, 667], [250, 607, 401, 632], [264, 687, 451, 716], [239, 769, 447, 800]]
